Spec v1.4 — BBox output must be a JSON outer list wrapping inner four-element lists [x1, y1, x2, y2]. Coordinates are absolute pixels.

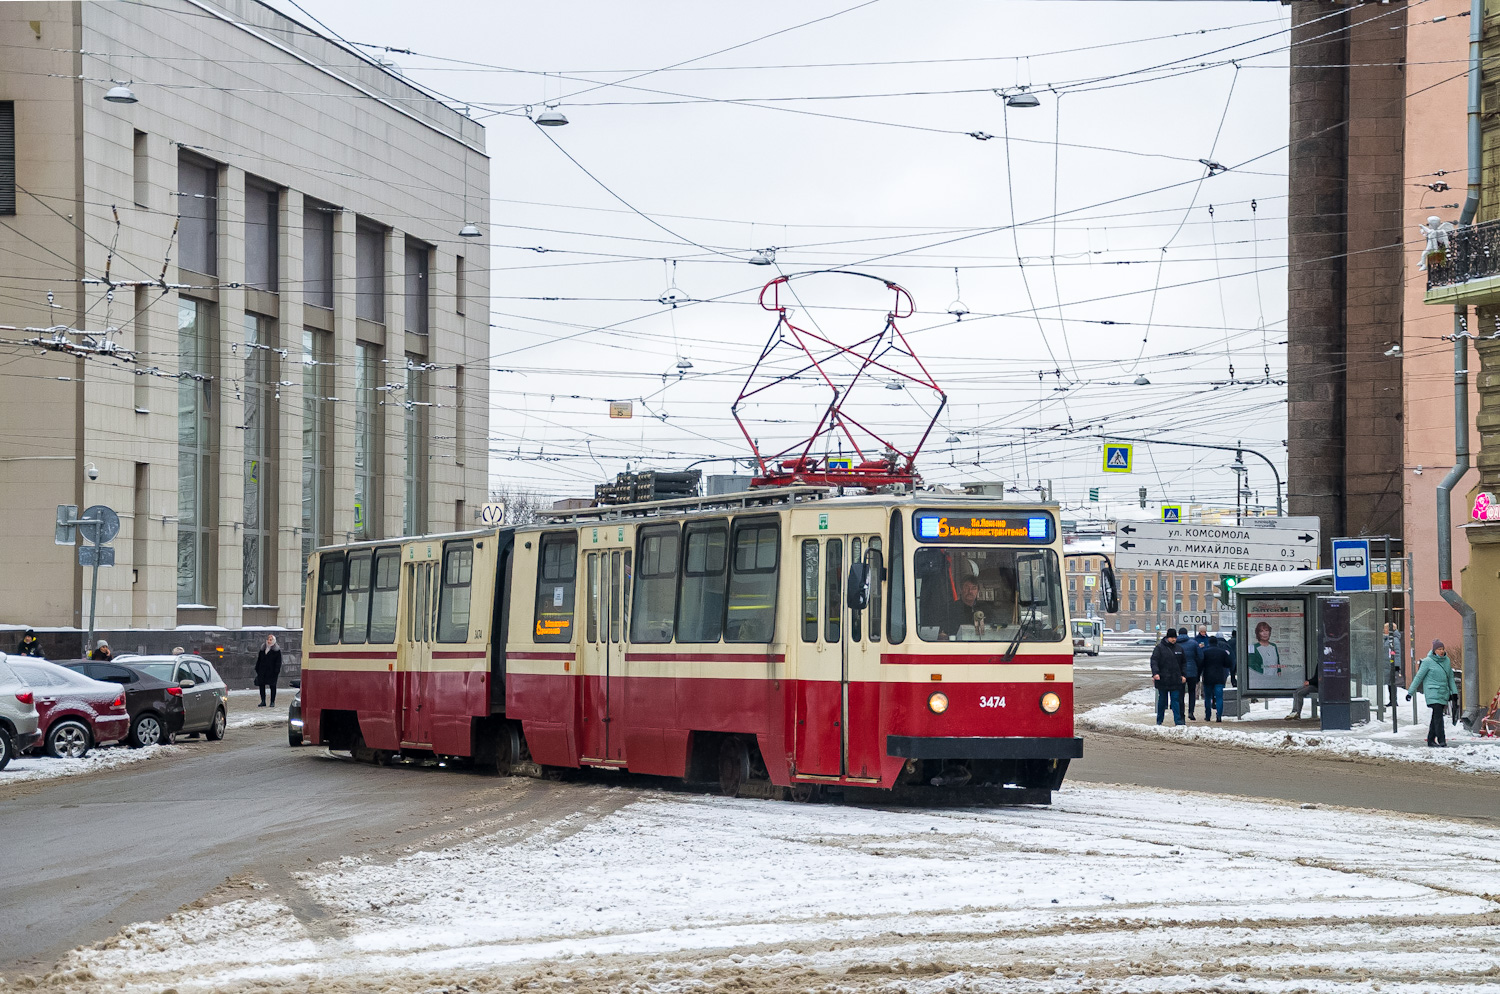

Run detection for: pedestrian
[[1150, 629, 1186, 726], [1407, 639, 1459, 747], [1225, 631, 1238, 688], [1180, 626, 1203, 720], [171, 645, 186, 655], [254, 634, 283, 707], [90, 639, 112, 661], [1199, 635, 1232, 722], [15, 629, 44, 658], [1288, 670, 1319, 720]]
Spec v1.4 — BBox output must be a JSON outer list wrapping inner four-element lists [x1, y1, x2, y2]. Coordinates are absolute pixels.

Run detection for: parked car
[[62, 660, 186, 747], [287, 680, 302, 747], [0, 654, 42, 769], [5, 658, 129, 758], [112, 655, 228, 740]]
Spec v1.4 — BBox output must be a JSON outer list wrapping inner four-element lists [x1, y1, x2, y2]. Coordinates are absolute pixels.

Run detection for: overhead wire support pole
[[1090, 434, 1283, 515]]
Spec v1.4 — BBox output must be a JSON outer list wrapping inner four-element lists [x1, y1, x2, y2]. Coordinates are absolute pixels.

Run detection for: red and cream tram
[[299, 488, 1093, 801]]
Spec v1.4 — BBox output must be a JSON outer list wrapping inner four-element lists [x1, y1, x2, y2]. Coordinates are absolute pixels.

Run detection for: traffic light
[[1138, 487, 1147, 508], [1219, 574, 1243, 607]]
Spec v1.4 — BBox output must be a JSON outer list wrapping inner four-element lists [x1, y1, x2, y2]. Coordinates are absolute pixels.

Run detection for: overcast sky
[[269, 0, 1294, 518]]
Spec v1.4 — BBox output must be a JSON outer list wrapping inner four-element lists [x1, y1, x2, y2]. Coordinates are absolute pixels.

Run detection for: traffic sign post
[[1114, 517, 1321, 574], [1103, 443, 1132, 473], [1331, 538, 1371, 593], [56, 503, 118, 654], [1162, 506, 1181, 523]]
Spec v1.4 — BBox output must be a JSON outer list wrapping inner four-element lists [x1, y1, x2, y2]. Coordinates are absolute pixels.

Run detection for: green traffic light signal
[[1219, 574, 1242, 607]]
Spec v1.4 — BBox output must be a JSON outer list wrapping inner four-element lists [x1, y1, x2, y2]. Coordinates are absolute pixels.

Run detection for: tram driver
[[924, 555, 1018, 640]]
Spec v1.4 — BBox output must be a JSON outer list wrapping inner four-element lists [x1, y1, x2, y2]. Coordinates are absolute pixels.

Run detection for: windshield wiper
[[1002, 610, 1036, 662]]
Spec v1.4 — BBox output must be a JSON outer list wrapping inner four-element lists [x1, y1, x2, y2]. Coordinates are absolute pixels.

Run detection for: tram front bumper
[[886, 735, 1083, 760]]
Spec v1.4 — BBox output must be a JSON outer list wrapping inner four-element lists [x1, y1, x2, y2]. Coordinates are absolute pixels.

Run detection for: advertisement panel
[[1245, 598, 1306, 691]]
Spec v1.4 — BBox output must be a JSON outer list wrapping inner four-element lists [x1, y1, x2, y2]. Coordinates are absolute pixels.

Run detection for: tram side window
[[867, 539, 884, 643], [314, 553, 346, 645], [631, 524, 680, 644], [677, 520, 728, 643], [368, 548, 400, 644], [887, 510, 906, 644], [533, 533, 577, 642], [437, 540, 475, 643], [342, 550, 373, 644], [800, 539, 819, 643], [726, 519, 778, 643]]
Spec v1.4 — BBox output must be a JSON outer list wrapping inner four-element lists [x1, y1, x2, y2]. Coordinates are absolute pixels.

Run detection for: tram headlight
[[1040, 691, 1062, 714], [927, 692, 949, 714]]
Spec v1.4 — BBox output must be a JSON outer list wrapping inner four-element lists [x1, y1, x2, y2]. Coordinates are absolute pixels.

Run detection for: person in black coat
[[16, 629, 44, 657], [1149, 630, 1186, 725], [254, 634, 283, 707], [1198, 635, 1233, 722]]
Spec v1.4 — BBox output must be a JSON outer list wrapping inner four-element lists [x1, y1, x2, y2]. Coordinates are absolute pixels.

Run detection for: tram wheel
[[718, 737, 750, 797], [789, 782, 822, 804]]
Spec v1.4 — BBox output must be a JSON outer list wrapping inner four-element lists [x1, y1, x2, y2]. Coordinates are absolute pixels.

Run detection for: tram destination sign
[[912, 509, 1053, 544], [1113, 517, 1320, 573]]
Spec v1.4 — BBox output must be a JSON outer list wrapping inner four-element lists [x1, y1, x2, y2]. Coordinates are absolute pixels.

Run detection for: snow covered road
[[35, 781, 1500, 994]]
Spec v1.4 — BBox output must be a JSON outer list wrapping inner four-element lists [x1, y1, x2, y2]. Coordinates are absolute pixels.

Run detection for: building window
[[132, 130, 149, 209], [354, 343, 381, 540], [1190, 577, 1199, 592], [356, 221, 385, 322], [1068, 577, 1076, 591], [454, 365, 466, 468], [1174, 597, 1183, 613], [242, 313, 275, 604], [1175, 578, 1183, 592], [405, 238, 429, 336], [302, 328, 332, 591], [1158, 598, 1167, 613], [303, 199, 334, 309], [1068, 559, 1075, 573], [0, 102, 14, 215], [1190, 594, 1198, 611], [1128, 595, 1137, 613], [456, 254, 466, 315], [177, 298, 215, 605], [244, 179, 278, 291], [403, 355, 427, 535], [1128, 575, 1137, 592], [177, 153, 217, 275]]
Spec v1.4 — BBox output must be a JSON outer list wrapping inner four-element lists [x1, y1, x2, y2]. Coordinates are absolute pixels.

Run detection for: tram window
[[586, 554, 599, 643], [368, 548, 400, 644], [630, 524, 680, 644], [533, 532, 577, 643], [437, 540, 475, 643], [800, 539, 819, 643], [412, 562, 430, 642], [824, 538, 843, 643], [913, 547, 1064, 643], [887, 510, 906, 644], [342, 550, 373, 645], [850, 537, 863, 642], [726, 519, 778, 643], [867, 541, 884, 643], [677, 520, 728, 643], [611, 550, 624, 642], [314, 553, 346, 645]]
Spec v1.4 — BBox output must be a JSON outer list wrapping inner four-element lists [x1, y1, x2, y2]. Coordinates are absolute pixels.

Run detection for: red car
[[7, 658, 129, 758]]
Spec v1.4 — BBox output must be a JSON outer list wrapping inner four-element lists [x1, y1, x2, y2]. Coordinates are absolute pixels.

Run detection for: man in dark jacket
[[254, 634, 283, 707], [1198, 635, 1233, 722], [16, 629, 44, 657], [1150, 629, 1186, 725], [1180, 626, 1203, 720]]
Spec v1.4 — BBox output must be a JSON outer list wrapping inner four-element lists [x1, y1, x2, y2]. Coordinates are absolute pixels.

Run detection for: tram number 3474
[[979, 696, 1007, 709]]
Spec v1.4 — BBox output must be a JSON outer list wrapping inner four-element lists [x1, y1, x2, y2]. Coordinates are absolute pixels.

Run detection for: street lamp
[[749, 248, 776, 266], [104, 82, 137, 104], [458, 223, 482, 238], [1005, 88, 1041, 109], [534, 105, 569, 127]]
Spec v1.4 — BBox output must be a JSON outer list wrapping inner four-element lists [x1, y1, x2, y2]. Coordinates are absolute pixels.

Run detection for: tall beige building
[[0, 1, 490, 633]]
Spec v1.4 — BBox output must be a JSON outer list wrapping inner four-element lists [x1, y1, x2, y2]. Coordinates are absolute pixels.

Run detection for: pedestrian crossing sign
[[1162, 505, 1181, 523], [1103, 443, 1132, 473], [827, 457, 852, 471]]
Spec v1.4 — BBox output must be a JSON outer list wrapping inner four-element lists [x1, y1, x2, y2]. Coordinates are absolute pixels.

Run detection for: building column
[[216, 166, 247, 628], [278, 190, 306, 624], [384, 228, 408, 537]]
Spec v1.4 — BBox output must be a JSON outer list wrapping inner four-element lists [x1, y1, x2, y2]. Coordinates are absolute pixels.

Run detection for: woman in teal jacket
[[1408, 640, 1459, 747]]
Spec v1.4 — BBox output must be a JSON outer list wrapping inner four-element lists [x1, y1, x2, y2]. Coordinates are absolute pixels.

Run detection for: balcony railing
[[1427, 218, 1500, 290]]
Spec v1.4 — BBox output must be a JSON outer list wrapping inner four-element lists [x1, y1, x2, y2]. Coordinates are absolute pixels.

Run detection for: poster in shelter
[[1245, 598, 1306, 691]]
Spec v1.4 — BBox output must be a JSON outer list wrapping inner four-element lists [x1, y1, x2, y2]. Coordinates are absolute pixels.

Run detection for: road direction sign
[[1103, 443, 1132, 473], [1114, 518, 1321, 573], [1332, 537, 1371, 592], [79, 544, 115, 567], [78, 504, 120, 545]]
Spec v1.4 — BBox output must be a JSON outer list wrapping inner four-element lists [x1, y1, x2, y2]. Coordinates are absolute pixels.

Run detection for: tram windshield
[[914, 547, 1065, 643]]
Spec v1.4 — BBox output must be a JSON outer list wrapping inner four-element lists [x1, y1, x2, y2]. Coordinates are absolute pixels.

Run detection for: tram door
[[793, 532, 885, 779], [402, 558, 438, 747], [580, 550, 630, 763]]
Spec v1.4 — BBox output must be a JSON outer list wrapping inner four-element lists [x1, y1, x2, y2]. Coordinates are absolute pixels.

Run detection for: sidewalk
[[1080, 688, 1500, 776]]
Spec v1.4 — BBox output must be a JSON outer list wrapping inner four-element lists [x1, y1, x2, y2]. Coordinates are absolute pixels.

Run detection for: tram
[[299, 487, 1104, 802]]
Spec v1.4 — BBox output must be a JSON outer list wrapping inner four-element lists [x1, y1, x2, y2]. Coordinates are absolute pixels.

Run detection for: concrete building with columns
[[0, 0, 490, 636]]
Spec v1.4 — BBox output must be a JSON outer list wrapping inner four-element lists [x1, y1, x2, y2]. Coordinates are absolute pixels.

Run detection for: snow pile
[[1082, 688, 1500, 773], [226, 689, 290, 729], [51, 784, 1500, 993], [1, 743, 178, 786]]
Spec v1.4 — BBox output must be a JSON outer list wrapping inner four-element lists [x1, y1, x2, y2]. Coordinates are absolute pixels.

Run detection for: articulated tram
[[299, 488, 1091, 801]]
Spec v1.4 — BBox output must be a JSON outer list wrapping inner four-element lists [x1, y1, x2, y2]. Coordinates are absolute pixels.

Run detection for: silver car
[[0, 654, 43, 769], [115, 655, 229, 740]]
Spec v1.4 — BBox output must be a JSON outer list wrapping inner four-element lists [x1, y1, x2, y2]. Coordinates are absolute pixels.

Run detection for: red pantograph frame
[[733, 271, 947, 490]]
